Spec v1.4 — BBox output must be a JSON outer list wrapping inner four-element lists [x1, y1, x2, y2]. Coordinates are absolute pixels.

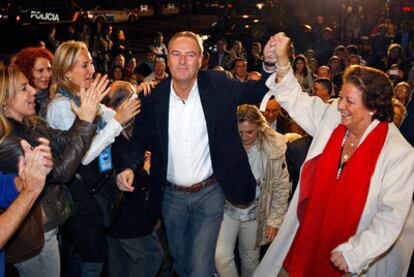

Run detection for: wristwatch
[[263, 61, 276, 67]]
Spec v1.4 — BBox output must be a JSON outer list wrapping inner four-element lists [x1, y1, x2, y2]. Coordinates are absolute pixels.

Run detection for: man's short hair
[[314, 78, 333, 94], [231, 57, 247, 69], [168, 31, 204, 54]]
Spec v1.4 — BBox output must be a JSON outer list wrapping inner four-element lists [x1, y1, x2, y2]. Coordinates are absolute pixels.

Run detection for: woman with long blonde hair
[[46, 40, 141, 276], [215, 104, 291, 277], [0, 64, 99, 276]]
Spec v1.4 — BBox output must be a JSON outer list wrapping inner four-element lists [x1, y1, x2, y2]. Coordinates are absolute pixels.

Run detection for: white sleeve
[[81, 106, 123, 165], [46, 97, 76, 131], [333, 146, 414, 274], [47, 99, 123, 166], [265, 69, 331, 137]]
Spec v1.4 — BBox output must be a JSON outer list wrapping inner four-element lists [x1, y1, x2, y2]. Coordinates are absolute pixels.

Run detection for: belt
[[227, 200, 255, 209], [167, 175, 217, 193]]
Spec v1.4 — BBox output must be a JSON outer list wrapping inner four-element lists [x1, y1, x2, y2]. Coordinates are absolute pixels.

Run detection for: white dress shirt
[[167, 81, 213, 186]]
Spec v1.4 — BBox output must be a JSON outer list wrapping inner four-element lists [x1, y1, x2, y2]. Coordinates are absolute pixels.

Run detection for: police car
[[84, 3, 139, 24]]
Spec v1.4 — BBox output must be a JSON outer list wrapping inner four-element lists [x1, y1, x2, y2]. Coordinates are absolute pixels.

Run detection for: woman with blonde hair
[[215, 104, 290, 277], [46, 40, 141, 276], [0, 64, 99, 276]]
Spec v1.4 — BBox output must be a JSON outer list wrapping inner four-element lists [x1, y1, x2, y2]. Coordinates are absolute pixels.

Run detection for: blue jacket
[[0, 172, 18, 277]]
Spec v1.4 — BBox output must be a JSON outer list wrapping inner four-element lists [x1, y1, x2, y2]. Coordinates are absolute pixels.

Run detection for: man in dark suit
[[208, 38, 232, 70], [116, 31, 277, 277]]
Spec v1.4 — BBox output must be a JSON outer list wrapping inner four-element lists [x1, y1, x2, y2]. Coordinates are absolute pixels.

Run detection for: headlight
[[87, 13, 94, 19]]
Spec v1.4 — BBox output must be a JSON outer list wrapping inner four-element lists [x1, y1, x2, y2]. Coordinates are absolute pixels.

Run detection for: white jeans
[[14, 228, 60, 277], [215, 214, 260, 277]]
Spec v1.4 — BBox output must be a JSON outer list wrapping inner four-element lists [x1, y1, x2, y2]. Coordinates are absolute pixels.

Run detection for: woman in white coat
[[254, 33, 414, 277]]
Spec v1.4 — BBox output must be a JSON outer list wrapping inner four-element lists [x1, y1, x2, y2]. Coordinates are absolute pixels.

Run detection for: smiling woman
[[0, 64, 97, 277], [13, 47, 53, 117], [254, 33, 414, 277], [46, 40, 141, 276]]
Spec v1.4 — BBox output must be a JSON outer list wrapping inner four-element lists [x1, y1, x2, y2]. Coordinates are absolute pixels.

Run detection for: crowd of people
[[0, 9, 413, 277]]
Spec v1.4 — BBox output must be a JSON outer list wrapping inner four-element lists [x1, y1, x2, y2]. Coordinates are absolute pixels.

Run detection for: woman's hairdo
[[343, 65, 394, 122]]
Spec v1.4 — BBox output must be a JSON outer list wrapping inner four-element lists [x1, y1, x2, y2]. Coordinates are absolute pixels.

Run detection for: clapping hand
[[18, 140, 49, 195], [72, 74, 111, 122]]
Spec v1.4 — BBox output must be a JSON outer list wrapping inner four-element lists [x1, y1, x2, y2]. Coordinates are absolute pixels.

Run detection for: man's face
[[217, 40, 226, 52], [233, 60, 247, 79], [313, 82, 330, 102], [146, 51, 156, 63], [317, 67, 330, 78], [263, 99, 280, 124], [168, 36, 202, 85]]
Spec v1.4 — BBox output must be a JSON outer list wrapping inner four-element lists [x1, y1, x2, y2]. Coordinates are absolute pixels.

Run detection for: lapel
[[198, 73, 216, 144], [154, 78, 171, 167]]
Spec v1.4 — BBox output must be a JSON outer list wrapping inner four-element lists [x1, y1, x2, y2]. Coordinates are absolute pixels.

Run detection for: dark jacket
[[108, 133, 158, 238], [121, 70, 269, 218], [9, 117, 95, 231], [401, 97, 414, 147]]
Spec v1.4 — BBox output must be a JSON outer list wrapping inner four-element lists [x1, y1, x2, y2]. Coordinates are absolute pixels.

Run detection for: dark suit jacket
[[121, 70, 270, 216], [400, 96, 414, 147]]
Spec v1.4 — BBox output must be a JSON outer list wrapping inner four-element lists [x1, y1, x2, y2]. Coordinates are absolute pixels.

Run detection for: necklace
[[337, 129, 350, 179]]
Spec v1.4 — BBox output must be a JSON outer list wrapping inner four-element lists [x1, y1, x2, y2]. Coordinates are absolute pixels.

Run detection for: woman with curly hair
[[255, 33, 414, 277], [13, 47, 53, 117]]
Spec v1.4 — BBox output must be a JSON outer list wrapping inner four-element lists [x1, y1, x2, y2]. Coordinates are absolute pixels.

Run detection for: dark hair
[[293, 54, 309, 76], [0, 135, 24, 173], [346, 45, 359, 56], [231, 57, 247, 69], [315, 78, 333, 94], [144, 46, 156, 54], [343, 65, 394, 122]]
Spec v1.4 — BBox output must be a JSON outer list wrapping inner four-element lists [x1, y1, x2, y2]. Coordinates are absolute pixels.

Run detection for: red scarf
[[284, 122, 388, 276]]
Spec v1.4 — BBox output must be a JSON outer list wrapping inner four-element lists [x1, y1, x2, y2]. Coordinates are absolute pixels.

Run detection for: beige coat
[[256, 130, 291, 246]]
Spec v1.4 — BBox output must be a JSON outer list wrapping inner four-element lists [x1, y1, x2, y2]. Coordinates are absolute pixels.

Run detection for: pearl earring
[[369, 112, 374, 116]]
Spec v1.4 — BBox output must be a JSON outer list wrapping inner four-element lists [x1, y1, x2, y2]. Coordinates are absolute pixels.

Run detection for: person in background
[[247, 42, 263, 72], [292, 54, 314, 93], [247, 71, 262, 81], [13, 48, 53, 117], [254, 32, 414, 277], [392, 98, 406, 128], [153, 32, 168, 61], [393, 81, 411, 106], [232, 58, 248, 82], [104, 81, 163, 277], [201, 51, 210, 70], [313, 78, 333, 103], [46, 26, 59, 53], [144, 59, 168, 84], [215, 104, 290, 277], [209, 38, 231, 70], [110, 66, 124, 82], [136, 47, 157, 80], [316, 65, 330, 79]]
